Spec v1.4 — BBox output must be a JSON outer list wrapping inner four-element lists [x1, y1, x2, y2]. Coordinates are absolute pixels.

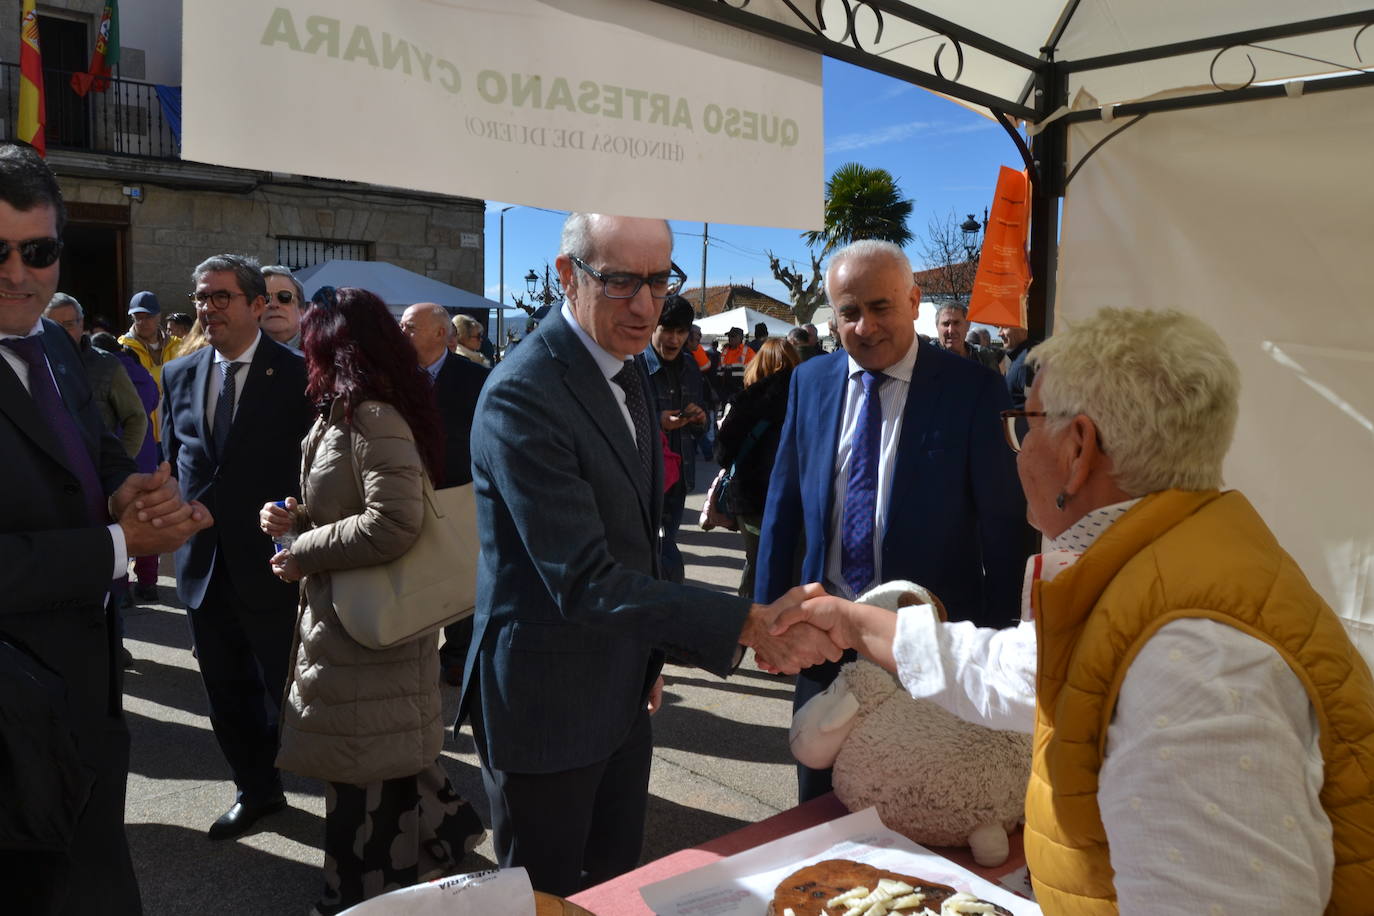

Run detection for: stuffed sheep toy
[[789, 581, 1032, 866]]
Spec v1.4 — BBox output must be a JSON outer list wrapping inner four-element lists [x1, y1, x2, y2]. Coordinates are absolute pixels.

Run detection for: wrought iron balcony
[[0, 62, 180, 161]]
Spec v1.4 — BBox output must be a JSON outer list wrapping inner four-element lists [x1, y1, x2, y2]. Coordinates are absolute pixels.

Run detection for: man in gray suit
[[458, 213, 837, 896]]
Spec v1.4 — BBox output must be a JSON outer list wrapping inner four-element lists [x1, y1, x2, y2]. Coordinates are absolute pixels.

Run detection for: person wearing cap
[[118, 290, 183, 448]]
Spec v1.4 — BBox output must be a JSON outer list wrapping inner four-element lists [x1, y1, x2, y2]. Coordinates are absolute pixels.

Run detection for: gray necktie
[[212, 361, 241, 461], [612, 361, 652, 484]]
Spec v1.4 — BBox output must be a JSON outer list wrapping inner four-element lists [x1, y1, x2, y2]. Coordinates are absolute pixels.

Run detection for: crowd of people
[[4, 138, 1371, 916]]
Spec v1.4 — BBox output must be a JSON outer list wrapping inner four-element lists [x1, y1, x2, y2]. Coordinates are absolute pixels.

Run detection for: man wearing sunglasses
[[460, 213, 840, 896], [259, 265, 304, 350], [0, 141, 214, 914]]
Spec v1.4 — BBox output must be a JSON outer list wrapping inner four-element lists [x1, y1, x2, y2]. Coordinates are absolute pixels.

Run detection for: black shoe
[[207, 796, 287, 841], [120, 647, 136, 670], [133, 583, 159, 602]]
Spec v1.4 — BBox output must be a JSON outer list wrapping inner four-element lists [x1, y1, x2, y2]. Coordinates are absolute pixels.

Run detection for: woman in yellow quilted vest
[[772, 308, 1374, 913]]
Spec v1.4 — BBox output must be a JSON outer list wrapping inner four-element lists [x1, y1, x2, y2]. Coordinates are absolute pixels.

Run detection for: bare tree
[[918, 209, 979, 305], [768, 249, 827, 326], [509, 262, 564, 315]]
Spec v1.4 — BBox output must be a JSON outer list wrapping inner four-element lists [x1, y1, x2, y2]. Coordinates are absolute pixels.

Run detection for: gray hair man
[[756, 238, 1028, 802], [935, 302, 1001, 373], [459, 212, 838, 895], [259, 265, 304, 349]]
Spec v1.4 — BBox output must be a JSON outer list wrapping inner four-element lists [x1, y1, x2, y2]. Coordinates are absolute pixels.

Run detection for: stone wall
[[57, 174, 484, 309]]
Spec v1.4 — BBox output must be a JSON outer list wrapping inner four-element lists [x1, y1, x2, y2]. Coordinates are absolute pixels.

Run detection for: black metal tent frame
[[644, 0, 1374, 337]]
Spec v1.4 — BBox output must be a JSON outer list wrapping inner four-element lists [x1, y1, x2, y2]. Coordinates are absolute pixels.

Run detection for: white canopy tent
[[694, 307, 797, 340], [655, 1, 1374, 655]]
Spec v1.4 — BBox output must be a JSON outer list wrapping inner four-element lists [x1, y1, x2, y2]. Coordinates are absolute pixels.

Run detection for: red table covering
[[568, 795, 1027, 916]]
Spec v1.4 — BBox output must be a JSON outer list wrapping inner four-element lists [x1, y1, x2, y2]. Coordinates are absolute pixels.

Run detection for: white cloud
[[825, 118, 993, 155]]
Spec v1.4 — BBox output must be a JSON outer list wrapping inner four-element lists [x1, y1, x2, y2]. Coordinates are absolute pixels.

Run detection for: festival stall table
[[569, 794, 1031, 916]]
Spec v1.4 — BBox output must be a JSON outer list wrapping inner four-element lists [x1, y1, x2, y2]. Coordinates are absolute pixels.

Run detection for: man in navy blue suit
[[162, 254, 314, 839], [756, 240, 1028, 802], [459, 213, 839, 896]]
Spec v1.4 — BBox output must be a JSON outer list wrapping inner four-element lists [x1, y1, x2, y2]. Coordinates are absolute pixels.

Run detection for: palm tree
[[803, 163, 915, 255]]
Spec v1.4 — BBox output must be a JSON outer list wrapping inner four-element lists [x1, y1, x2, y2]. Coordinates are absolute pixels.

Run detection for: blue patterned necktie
[[841, 370, 886, 597], [2, 334, 108, 524], [212, 360, 242, 462]]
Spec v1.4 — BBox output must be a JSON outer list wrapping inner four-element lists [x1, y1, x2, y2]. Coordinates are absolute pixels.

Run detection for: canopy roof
[[653, 1, 1374, 124], [695, 306, 798, 339], [292, 260, 512, 317]]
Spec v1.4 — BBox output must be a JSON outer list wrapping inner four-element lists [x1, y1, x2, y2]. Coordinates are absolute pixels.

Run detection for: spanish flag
[[18, 0, 45, 156], [72, 0, 119, 97]]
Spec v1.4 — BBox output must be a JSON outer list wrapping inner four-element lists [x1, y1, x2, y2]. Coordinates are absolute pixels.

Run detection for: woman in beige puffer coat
[[259, 288, 483, 916]]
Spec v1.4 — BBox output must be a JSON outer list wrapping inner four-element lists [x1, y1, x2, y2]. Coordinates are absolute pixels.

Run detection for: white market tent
[[695, 306, 797, 340], [293, 259, 519, 321], [654, 1, 1374, 657]]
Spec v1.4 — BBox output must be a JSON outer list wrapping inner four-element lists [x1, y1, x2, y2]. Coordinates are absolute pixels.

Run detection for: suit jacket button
[[64, 483, 79, 494]]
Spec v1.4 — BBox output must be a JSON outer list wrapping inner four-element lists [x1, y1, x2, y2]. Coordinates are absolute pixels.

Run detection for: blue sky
[[482, 58, 1020, 307]]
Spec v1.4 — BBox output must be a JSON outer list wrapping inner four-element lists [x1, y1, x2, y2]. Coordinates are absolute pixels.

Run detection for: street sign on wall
[[183, 0, 823, 229]]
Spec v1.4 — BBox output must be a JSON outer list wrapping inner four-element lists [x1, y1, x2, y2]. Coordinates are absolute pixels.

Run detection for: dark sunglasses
[[0, 237, 63, 269], [272, 290, 298, 305]]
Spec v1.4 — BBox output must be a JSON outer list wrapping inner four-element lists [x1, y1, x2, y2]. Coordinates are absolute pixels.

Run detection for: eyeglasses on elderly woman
[[999, 409, 1047, 453]]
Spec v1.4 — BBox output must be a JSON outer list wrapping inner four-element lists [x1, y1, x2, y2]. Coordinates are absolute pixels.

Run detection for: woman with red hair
[[259, 287, 484, 914]]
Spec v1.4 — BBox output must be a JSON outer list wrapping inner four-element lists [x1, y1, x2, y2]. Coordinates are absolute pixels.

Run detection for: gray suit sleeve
[[475, 374, 751, 676]]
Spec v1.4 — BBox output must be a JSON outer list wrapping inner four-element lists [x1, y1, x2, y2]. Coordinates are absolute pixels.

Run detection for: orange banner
[[968, 166, 1030, 328]]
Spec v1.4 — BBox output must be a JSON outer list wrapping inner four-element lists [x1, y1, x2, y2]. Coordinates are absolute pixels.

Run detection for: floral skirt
[[316, 760, 485, 913]]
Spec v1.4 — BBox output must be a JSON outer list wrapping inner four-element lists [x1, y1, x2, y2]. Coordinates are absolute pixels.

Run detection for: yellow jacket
[[117, 332, 182, 442], [1025, 489, 1374, 914]]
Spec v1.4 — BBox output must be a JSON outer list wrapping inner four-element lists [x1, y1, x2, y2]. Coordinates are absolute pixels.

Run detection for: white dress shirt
[[1, 319, 127, 579], [891, 500, 1332, 913], [823, 336, 920, 598], [561, 300, 637, 445], [205, 332, 262, 434]]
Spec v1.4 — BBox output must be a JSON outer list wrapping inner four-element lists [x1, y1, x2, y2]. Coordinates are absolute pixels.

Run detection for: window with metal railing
[[0, 62, 181, 161], [276, 238, 371, 271]]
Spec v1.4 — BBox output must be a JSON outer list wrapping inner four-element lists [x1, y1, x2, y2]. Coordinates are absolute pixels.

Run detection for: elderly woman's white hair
[[1029, 308, 1241, 496]]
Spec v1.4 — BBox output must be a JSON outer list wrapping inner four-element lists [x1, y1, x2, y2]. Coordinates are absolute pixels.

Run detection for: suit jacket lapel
[[214, 333, 273, 462], [543, 312, 656, 526], [190, 346, 215, 450], [888, 345, 943, 516], [0, 348, 72, 474], [814, 353, 849, 524], [41, 332, 100, 465]]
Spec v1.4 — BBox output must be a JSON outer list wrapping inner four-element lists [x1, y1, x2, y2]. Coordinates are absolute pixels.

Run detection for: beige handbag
[[331, 472, 479, 651]]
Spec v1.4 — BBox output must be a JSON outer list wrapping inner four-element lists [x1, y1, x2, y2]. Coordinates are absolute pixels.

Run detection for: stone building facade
[[3, 0, 484, 329]]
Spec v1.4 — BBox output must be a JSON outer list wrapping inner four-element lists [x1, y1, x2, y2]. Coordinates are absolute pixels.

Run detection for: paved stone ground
[[122, 455, 800, 915]]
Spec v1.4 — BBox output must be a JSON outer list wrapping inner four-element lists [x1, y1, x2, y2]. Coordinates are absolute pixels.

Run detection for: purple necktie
[[3, 334, 108, 524], [841, 370, 886, 597]]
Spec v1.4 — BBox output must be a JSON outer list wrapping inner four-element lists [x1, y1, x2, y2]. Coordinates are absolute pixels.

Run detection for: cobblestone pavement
[[122, 456, 800, 914]]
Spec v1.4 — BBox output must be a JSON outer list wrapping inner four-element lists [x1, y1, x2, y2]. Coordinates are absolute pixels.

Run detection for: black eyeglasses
[[0, 237, 63, 268], [271, 290, 298, 305], [188, 289, 249, 310], [1000, 409, 1048, 453], [570, 255, 686, 300]]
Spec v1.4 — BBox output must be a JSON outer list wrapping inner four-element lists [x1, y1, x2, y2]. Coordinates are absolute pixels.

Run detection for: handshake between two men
[[741, 583, 896, 675]]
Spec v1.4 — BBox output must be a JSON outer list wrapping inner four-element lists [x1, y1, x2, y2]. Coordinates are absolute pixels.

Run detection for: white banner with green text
[[182, 0, 822, 229]]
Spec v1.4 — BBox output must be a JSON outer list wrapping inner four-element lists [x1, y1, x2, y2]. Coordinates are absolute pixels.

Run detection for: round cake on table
[[768, 860, 1012, 916]]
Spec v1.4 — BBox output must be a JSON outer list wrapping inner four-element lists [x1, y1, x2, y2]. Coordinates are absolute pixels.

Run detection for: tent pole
[[1026, 60, 1067, 341]]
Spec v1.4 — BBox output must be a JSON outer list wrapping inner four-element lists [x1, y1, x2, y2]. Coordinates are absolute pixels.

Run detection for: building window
[[276, 237, 371, 270]]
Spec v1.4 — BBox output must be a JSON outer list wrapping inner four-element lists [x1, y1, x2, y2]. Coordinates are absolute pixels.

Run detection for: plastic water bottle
[[273, 500, 297, 553]]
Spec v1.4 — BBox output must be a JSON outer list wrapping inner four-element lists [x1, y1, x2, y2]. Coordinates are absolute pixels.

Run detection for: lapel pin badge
[[266, 368, 274, 376]]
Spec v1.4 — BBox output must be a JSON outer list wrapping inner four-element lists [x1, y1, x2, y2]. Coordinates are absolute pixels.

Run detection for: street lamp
[[524, 269, 539, 299], [960, 212, 982, 263], [497, 204, 516, 357]]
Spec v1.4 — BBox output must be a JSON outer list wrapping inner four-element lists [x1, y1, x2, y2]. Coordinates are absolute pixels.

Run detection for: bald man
[[400, 301, 490, 682]]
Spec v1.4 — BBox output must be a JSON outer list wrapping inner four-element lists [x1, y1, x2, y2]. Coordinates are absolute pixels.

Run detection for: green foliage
[[803, 163, 914, 255]]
